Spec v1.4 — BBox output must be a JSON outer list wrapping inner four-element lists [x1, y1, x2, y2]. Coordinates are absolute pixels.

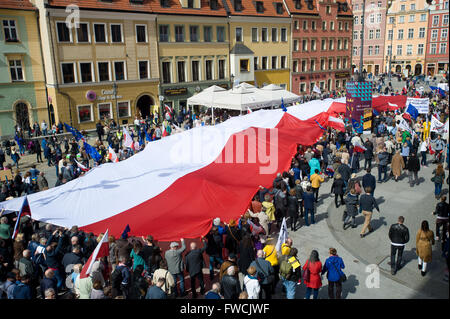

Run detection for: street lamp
[[230, 74, 235, 89], [112, 82, 119, 127]]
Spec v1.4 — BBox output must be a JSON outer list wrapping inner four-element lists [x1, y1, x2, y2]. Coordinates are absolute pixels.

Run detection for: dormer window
[[210, 0, 218, 10], [235, 0, 242, 11], [295, 0, 301, 9], [187, 0, 194, 8], [256, 1, 264, 13], [129, 0, 144, 4], [276, 3, 283, 14], [306, 0, 314, 10], [160, 0, 170, 7]]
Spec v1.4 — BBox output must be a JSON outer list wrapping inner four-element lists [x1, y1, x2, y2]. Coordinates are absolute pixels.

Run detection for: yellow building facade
[[33, 0, 160, 130]]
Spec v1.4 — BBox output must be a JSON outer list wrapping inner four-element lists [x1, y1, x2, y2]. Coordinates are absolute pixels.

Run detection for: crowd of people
[[0, 78, 449, 300]]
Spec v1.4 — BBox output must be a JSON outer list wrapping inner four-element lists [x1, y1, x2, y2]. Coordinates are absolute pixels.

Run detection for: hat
[[170, 242, 179, 248], [213, 218, 220, 226]]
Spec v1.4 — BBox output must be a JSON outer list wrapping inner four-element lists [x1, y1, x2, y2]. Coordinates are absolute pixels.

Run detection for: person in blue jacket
[[321, 248, 346, 299], [12, 274, 32, 299], [303, 186, 316, 226]]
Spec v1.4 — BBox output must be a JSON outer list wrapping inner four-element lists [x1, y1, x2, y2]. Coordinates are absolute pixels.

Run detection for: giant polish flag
[[79, 230, 109, 279], [0, 99, 347, 241]]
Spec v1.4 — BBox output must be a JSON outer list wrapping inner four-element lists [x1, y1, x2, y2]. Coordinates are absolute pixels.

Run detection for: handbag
[[330, 259, 347, 283], [164, 271, 176, 299], [303, 260, 311, 283]]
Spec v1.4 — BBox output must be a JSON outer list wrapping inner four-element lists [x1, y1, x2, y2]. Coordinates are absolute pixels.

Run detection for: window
[[310, 59, 315, 71], [56, 22, 71, 42], [110, 24, 123, 43], [368, 46, 373, 55], [408, 28, 414, 39], [336, 58, 340, 69], [409, 15, 415, 23], [417, 44, 424, 55], [276, 3, 283, 14], [355, 16, 359, 25], [353, 31, 358, 40], [271, 28, 277, 42], [187, 0, 194, 8], [400, 4, 405, 11], [303, 20, 308, 30], [321, 39, 326, 50], [114, 61, 126, 81], [300, 83, 306, 93], [301, 60, 307, 72], [442, 29, 448, 39], [61, 63, 76, 83], [235, 0, 243, 11], [399, 16, 405, 23], [328, 58, 333, 69], [431, 29, 438, 40], [136, 25, 147, 43], [281, 28, 287, 42], [301, 39, 307, 51], [353, 46, 358, 56], [159, 25, 169, 42], [311, 21, 316, 30], [292, 60, 298, 72], [433, 16, 439, 26], [262, 28, 268, 42], [218, 59, 226, 79], [252, 27, 258, 42], [280, 56, 286, 69], [387, 45, 392, 56], [162, 61, 171, 83], [77, 105, 93, 123], [378, 1, 381, 7], [210, 0, 218, 10], [419, 27, 425, 38], [204, 26, 212, 42], [97, 62, 110, 82], [160, 0, 170, 7], [398, 29, 404, 39], [191, 60, 200, 81], [9, 60, 23, 81], [345, 22, 348, 31], [337, 39, 341, 50], [396, 44, 402, 55], [294, 20, 299, 30], [388, 29, 393, 40], [440, 43, 447, 54], [175, 25, 184, 42], [205, 60, 213, 80], [344, 39, 348, 50], [262, 57, 268, 70], [430, 43, 437, 54], [407, 44, 413, 55], [311, 39, 316, 51], [369, 30, 374, 39], [360, 30, 363, 39], [98, 102, 112, 120], [256, 1, 264, 13], [420, 14, 426, 22], [322, 21, 326, 30], [271, 56, 277, 69], [138, 61, 149, 79], [320, 59, 325, 71], [376, 14, 382, 23], [376, 29, 381, 39], [444, 15, 449, 25], [235, 27, 242, 42], [329, 39, 334, 50], [254, 57, 259, 71], [118, 101, 130, 118], [217, 26, 225, 42], [295, 0, 302, 10], [240, 59, 249, 72], [370, 14, 374, 24], [445, 1, 449, 9], [76, 23, 90, 43], [94, 24, 107, 43], [190, 26, 199, 42], [3, 20, 18, 42], [177, 61, 185, 82], [293, 39, 298, 51], [354, 4, 358, 10], [79, 62, 93, 82], [389, 17, 395, 24], [375, 45, 380, 55]]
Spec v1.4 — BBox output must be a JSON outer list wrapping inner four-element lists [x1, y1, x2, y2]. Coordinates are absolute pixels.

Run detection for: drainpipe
[[36, 12, 51, 126]]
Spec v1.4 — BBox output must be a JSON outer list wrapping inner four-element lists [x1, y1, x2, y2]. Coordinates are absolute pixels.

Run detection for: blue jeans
[[378, 165, 387, 181], [421, 152, 427, 166], [435, 183, 442, 197], [305, 287, 319, 299], [209, 256, 223, 272], [304, 208, 315, 226], [172, 272, 185, 296], [282, 278, 297, 299]]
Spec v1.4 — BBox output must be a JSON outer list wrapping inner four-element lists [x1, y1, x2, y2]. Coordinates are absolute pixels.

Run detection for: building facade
[[154, 0, 230, 112], [33, 0, 160, 130], [384, 0, 429, 76], [351, 0, 387, 76], [0, 0, 48, 137], [224, 0, 292, 91], [287, 0, 353, 96], [425, 0, 449, 75]]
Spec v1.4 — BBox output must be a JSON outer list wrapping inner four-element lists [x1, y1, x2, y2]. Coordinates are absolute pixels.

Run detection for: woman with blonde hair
[[431, 163, 445, 199], [416, 220, 435, 276], [13, 233, 26, 268]]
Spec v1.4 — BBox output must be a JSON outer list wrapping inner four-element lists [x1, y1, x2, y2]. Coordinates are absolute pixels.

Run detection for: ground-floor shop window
[[77, 104, 93, 123], [98, 102, 112, 120], [118, 101, 130, 118]]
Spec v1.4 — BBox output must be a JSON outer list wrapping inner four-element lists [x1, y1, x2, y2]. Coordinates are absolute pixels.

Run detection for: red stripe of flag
[[79, 230, 109, 279]]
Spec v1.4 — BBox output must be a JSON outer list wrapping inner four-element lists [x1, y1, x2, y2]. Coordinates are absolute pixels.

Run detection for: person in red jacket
[[303, 250, 322, 299]]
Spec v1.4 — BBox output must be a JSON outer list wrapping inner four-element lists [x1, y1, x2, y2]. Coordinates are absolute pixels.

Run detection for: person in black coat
[[225, 221, 241, 256], [40, 269, 58, 299], [362, 168, 376, 196], [388, 216, 410, 275], [61, 245, 83, 273], [287, 189, 299, 231], [96, 121, 104, 142], [331, 174, 346, 208], [205, 227, 224, 280], [220, 266, 241, 299], [344, 188, 359, 229], [407, 153, 420, 187], [184, 239, 207, 298], [34, 140, 42, 163], [363, 140, 374, 170], [45, 229, 67, 291], [337, 162, 352, 187], [237, 234, 255, 276]]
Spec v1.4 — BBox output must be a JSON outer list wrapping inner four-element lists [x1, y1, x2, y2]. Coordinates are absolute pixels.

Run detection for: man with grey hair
[[44, 288, 56, 299], [220, 265, 241, 299], [40, 269, 57, 299], [205, 282, 222, 299], [164, 238, 186, 297], [185, 238, 207, 298], [250, 249, 274, 299], [19, 250, 34, 279], [37, 171, 48, 191]]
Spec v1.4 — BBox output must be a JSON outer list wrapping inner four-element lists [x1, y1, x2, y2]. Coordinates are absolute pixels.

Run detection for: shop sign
[[96, 89, 122, 101], [335, 72, 350, 78], [164, 88, 188, 96]]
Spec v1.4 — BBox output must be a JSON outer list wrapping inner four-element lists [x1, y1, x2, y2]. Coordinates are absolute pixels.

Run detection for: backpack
[[111, 266, 124, 289], [279, 258, 293, 280]]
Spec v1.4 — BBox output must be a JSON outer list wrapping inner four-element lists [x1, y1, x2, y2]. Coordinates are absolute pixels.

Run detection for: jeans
[[190, 272, 205, 297], [312, 187, 319, 202], [172, 272, 185, 296], [328, 281, 342, 299], [420, 151, 427, 165], [281, 278, 297, 299], [335, 194, 344, 207], [364, 158, 372, 170], [434, 183, 442, 197], [390, 245, 405, 271], [259, 283, 272, 300], [304, 208, 315, 226], [408, 171, 418, 185], [344, 215, 356, 227], [209, 256, 223, 272], [378, 165, 388, 182], [305, 287, 319, 299]]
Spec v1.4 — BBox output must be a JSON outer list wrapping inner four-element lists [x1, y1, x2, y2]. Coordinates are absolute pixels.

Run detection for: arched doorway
[[136, 95, 154, 119], [405, 65, 411, 75], [414, 64, 422, 76], [395, 65, 402, 73], [15, 102, 31, 131]]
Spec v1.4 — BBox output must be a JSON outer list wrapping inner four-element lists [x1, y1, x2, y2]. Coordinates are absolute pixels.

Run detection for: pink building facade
[[425, 0, 449, 76]]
